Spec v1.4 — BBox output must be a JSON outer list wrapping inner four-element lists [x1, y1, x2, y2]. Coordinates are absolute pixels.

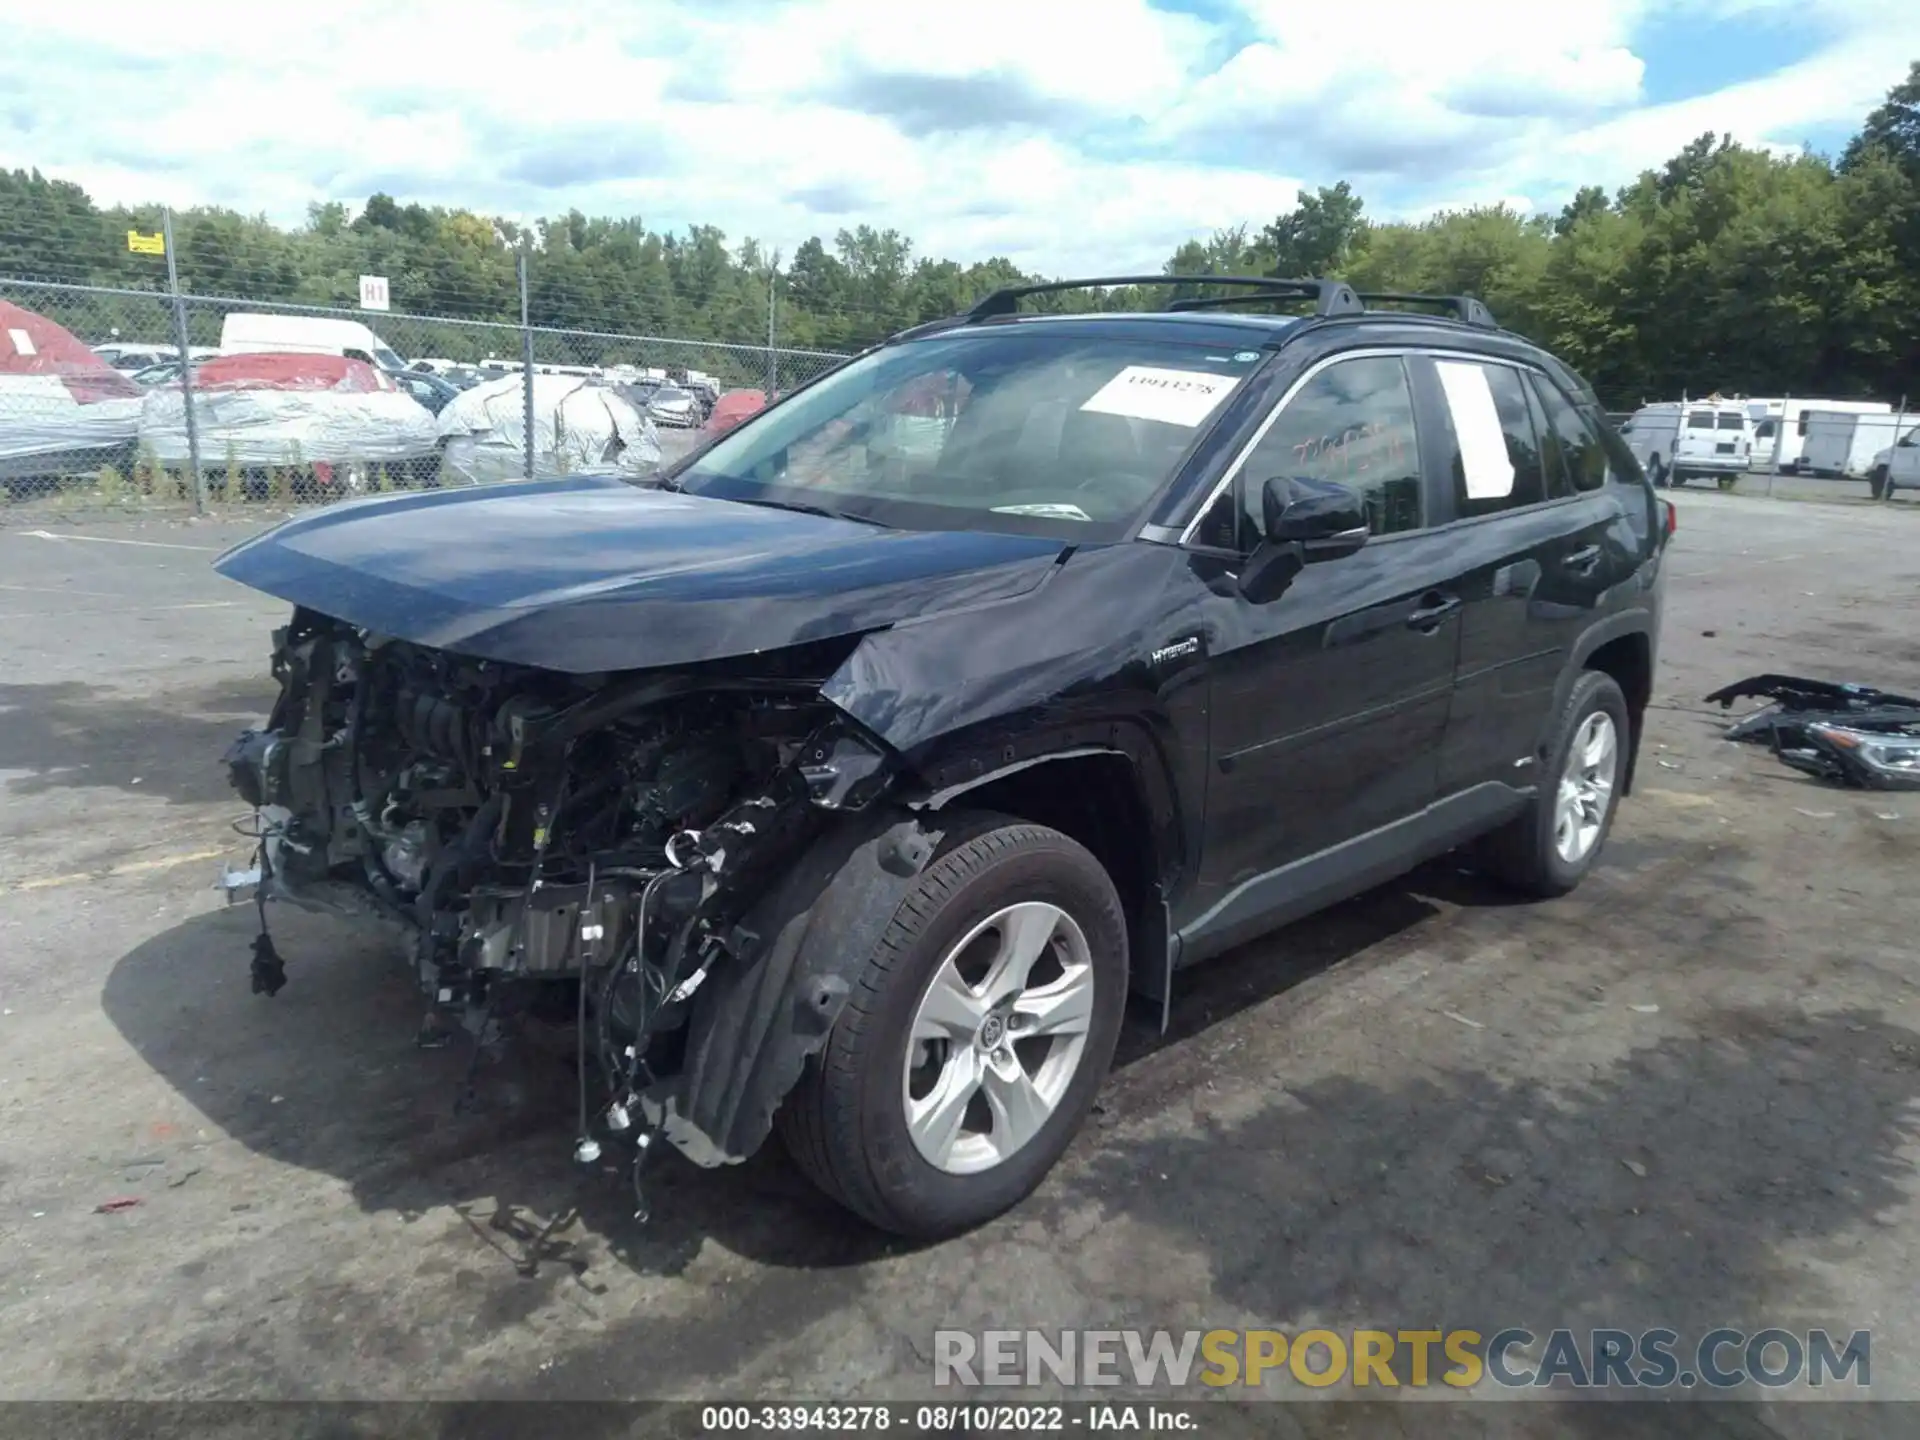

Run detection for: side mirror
[[1239, 477, 1369, 604]]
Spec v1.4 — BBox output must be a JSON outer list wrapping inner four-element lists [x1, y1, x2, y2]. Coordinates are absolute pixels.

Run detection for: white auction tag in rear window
[[1435, 360, 1515, 498], [1080, 366, 1239, 427], [7, 328, 35, 357]]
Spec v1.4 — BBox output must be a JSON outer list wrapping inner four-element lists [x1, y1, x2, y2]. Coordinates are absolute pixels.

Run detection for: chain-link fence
[[0, 268, 849, 512]]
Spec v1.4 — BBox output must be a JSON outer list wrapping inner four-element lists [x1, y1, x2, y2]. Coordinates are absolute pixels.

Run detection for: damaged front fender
[[644, 809, 942, 1166]]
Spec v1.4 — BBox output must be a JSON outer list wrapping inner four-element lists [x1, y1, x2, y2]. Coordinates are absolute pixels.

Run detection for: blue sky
[[0, 0, 1913, 272]]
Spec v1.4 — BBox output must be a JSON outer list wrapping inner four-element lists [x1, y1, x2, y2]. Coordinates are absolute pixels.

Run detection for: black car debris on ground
[[211, 275, 1673, 1238]]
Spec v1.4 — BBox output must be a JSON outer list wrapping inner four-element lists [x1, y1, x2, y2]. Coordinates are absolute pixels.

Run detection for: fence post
[[161, 206, 206, 514], [518, 246, 535, 481], [1890, 397, 1908, 503], [766, 264, 778, 399], [1766, 392, 1788, 498]]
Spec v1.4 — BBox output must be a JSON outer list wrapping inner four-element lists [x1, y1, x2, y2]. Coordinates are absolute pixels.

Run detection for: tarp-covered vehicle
[[0, 299, 143, 492], [140, 353, 440, 494], [436, 373, 662, 484]]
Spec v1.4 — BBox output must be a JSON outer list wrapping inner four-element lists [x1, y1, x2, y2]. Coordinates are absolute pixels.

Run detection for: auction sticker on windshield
[[1080, 366, 1240, 427]]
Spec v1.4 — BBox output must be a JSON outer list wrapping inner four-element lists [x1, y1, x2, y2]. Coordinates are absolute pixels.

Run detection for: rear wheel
[[1647, 456, 1670, 489], [1716, 474, 1738, 491], [1869, 466, 1890, 501], [1476, 671, 1630, 899], [778, 815, 1128, 1238]]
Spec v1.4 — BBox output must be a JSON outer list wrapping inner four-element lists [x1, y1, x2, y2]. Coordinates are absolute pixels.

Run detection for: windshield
[[672, 330, 1263, 537], [373, 342, 406, 372]]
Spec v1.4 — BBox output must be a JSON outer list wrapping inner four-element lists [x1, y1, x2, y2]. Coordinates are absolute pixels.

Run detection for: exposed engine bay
[[221, 607, 905, 1211]]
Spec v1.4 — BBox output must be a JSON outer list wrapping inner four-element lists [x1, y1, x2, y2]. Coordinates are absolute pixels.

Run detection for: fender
[[643, 808, 945, 1166], [911, 744, 1181, 1028], [1549, 606, 1657, 792]]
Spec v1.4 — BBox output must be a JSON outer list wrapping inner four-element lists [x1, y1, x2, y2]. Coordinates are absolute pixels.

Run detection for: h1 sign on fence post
[[358, 275, 391, 312]]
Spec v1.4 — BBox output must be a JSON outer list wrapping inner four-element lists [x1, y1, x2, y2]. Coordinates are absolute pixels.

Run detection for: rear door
[[1411, 355, 1624, 797], [1185, 353, 1460, 934]]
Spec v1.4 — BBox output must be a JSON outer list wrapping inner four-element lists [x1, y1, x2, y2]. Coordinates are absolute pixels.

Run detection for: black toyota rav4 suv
[[216, 276, 1670, 1238]]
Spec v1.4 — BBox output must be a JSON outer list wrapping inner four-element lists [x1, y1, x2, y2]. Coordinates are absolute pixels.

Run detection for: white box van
[[1803, 410, 1912, 480], [1748, 398, 1891, 472], [219, 313, 408, 373]]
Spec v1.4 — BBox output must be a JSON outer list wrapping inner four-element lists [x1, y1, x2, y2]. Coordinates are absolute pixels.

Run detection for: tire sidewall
[[1534, 673, 1630, 891], [850, 831, 1127, 1234]]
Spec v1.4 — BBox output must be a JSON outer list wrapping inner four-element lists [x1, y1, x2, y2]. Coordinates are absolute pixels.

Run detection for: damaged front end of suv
[[223, 608, 918, 1192], [205, 471, 1087, 1223]]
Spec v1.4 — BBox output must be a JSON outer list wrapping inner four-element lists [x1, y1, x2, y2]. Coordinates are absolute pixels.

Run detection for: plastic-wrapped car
[[1, 300, 144, 491], [139, 353, 440, 491], [436, 373, 662, 484]]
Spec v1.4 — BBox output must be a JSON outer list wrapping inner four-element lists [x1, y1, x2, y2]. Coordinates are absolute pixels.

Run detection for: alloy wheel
[[1554, 711, 1619, 864], [901, 902, 1096, 1175]]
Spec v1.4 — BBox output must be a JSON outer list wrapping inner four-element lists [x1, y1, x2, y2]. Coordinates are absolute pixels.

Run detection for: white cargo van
[[1617, 403, 1681, 486], [1620, 398, 1750, 487], [219, 313, 408, 373]]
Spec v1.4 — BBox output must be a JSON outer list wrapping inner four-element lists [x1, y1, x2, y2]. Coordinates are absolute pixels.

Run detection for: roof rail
[[1352, 291, 1499, 329], [966, 274, 1364, 321]]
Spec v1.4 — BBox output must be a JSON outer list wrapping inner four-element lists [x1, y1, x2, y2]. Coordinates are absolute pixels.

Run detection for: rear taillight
[[1663, 499, 1678, 536]]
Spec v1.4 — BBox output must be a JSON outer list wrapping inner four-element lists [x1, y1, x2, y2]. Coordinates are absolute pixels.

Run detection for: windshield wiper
[[733, 496, 891, 527]]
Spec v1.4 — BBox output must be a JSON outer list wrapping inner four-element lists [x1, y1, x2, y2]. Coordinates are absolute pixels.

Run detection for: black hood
[[213, 475, 1067, 674]]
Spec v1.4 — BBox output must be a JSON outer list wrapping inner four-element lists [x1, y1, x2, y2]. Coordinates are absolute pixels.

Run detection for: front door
[[1180, 353, 1461, 946]]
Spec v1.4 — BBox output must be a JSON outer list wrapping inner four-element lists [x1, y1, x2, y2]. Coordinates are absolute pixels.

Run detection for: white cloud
[[0, 0, 1913, 275]]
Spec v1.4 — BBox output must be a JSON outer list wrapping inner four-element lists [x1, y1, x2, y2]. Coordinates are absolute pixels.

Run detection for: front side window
[[1434, 360, 1547, 518], [1716, 413, 1746, 431], [1687, 411, 1716, 429], [1202, 356, 1421, 549], [674, 331, 1266, 538]]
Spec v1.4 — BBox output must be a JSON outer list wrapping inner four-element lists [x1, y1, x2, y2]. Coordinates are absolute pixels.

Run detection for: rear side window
[[1687, 411, 1715, 429], [1433, 360, 1547, 518], [1528, 375, 1606, 495]]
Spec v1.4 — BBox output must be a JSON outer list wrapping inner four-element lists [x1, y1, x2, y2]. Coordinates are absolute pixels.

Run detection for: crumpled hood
[[213, 473, 1067, 673]]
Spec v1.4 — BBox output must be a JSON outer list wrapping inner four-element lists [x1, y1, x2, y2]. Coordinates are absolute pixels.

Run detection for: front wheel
[[1869, 466, 1890, 501], [1717, 474, 1737, 491], [778, 815, 1128, 1238], [1475, 671, 1630, 899]]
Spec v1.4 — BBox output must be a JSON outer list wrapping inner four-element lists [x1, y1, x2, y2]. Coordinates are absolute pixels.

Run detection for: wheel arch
[[913, 746, 1180, 1019], [1566, 617, 1655, 795]]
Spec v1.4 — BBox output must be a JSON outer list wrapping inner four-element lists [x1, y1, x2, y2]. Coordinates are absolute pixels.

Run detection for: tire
[[1869, 466, 1889, 501], [1476, 671, 1631, 899], [1716, 474, 1737, 491], [1647, 456, 1669, 489], [778, 814, 1128, 1238]]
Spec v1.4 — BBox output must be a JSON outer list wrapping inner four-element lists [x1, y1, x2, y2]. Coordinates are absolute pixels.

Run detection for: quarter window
[[1209, 356, 1421, 549], [1433, 360, 1547, 517], [1528, 374, 1607, 495]]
